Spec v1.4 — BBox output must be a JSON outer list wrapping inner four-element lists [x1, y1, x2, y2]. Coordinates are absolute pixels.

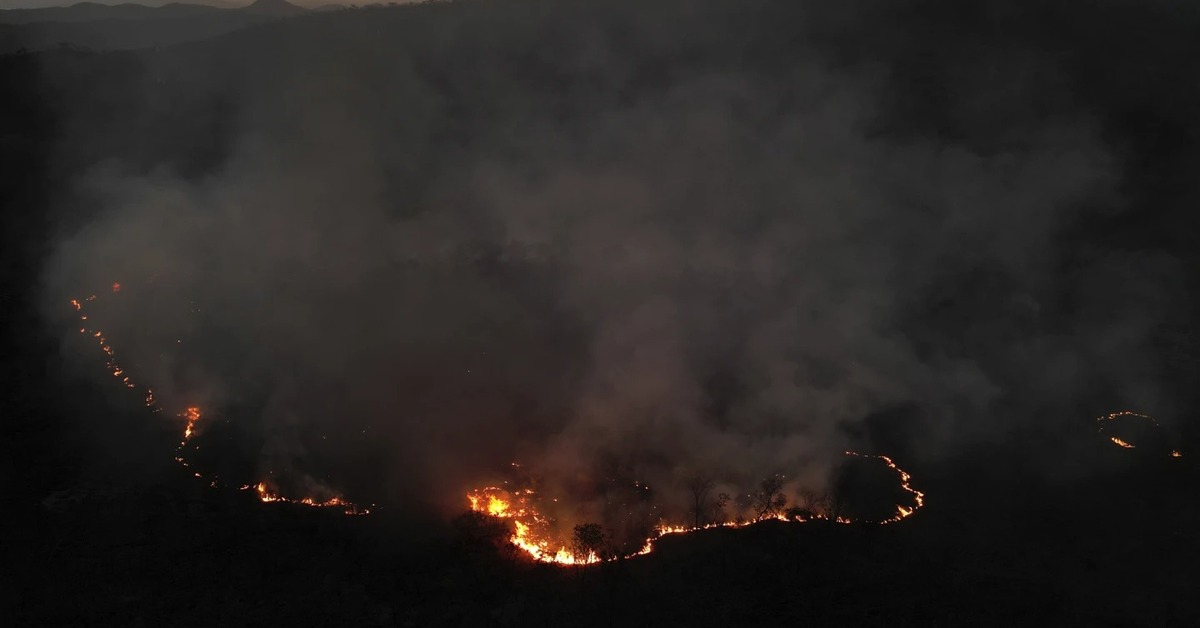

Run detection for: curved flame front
[[70, 283, 371, 516], [467, 450, 926, 566], [69, 279, 1186, 555]]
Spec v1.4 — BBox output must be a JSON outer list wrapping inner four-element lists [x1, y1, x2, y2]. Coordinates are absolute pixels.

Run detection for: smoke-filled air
[[33, 0, 1191, 562]]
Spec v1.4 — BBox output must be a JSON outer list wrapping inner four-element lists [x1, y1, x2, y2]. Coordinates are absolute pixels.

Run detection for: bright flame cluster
[[70, 284, 370, 515], [467, 485, 607, 565], [466, 451, 926, 566]]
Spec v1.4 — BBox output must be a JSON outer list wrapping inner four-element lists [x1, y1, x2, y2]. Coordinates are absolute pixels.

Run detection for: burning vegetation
[[1096, 411, 1184, 458], [465, 450, 927, 566], [243, 482, 371, 516], [65, 281, 1183, 567], [69, 284, 370, 516]]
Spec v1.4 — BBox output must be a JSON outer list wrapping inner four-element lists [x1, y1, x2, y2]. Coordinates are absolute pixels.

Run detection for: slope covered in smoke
[[25, 0, 1200, 523], [0, 0, 306, 53], [0, 3, 222, 25]]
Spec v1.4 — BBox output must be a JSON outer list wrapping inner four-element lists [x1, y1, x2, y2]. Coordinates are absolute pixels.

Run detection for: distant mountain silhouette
[[0, 3, 222, 25], [240, 0, 306, 16], [0, 0, 310, 53], [0, 1, 308, 26]]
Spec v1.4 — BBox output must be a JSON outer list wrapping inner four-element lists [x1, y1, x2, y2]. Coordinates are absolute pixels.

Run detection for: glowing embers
[[243, 482, 371, 516], [1096, 411, 1183, 458], [68, 284, 370, 517], [174, 406, 204, 476], [72, 295, 136, 390], [466, 452, 927, 567], [843, 451, 927, 524]]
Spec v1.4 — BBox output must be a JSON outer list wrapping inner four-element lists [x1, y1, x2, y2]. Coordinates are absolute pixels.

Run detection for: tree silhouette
[[571, 523, 606, 561], [450, 510, 516, 561], [795, 488, 822, 519], [685, 476, 715, 528], [823, 486, 847, 522], [709, 491, 731, 524], [752, 475, 787, 520]]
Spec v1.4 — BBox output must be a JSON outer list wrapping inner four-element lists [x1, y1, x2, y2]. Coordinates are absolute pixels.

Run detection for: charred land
[[4, 0, 1200, 625]]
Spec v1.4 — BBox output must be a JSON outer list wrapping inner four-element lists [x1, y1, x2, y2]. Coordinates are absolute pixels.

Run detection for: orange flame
[[246, 482, 371, 516], [1096, 411, 1182, 458], [466, 451, 926, 566], [69, 285, 372, 517], [178, 406, 202, 445], [843, 451, 927, 525]]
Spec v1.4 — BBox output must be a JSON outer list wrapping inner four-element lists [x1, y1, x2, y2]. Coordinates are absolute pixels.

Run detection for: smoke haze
[[37, 0, 1195, 521]]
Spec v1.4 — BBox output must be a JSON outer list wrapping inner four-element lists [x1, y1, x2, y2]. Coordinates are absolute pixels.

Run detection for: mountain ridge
[[0, 1, 308, 25]]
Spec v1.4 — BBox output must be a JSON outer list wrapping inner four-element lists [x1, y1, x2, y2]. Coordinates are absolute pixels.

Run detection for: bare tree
[[685, 476, 715, 528], [802, 487, 847, 522], [571, 523, 606, 561], [798, 489, 820, 512], [789, 488, 821, 520], [752, 475, 788, 520], [823, 486, 847, 522], [709, 491, 730, 524]]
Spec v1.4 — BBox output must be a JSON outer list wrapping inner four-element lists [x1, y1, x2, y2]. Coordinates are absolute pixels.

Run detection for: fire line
[[466, 450, 927, 566], [69, 284, 370, 516]]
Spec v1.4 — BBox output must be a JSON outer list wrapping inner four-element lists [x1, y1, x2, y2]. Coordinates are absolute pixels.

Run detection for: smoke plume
[[39, 0, 1190, 521]]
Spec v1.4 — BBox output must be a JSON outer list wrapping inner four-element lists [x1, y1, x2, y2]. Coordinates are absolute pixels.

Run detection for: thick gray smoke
[[39, 0, 1183, 521]]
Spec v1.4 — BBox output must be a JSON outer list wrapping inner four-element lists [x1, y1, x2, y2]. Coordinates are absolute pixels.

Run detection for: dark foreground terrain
[[6, 448, 1199, 626], [4, 1, 1200, 625]]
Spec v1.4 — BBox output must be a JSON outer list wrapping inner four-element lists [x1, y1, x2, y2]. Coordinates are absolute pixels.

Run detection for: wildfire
[[843, 451, 927, 525], [180, 406, 201, 443], [69, 281, 1189, 554], [69, 284, 371, 516], [71, 295, 138, 391], [467, 485, 607, 565], [513, 520, 602, 565], [467, 487, 530, 518], [243, 482, 371, 516], [1096, 410, 1182, 458], [466, 451, 926, 566]]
